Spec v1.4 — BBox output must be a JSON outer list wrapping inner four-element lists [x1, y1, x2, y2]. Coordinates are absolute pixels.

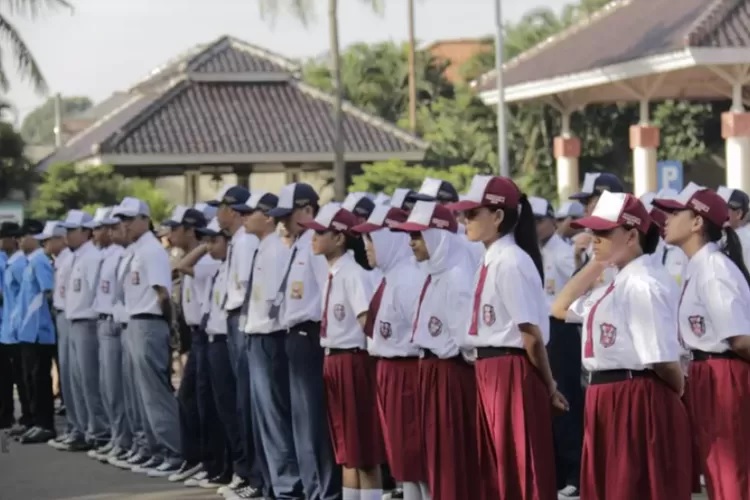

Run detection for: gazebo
[[474, 0, 750, 199], [39, 36, 428, 204]]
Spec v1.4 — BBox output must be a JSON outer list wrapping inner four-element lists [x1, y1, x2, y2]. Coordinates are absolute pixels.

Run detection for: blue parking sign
[[657, 161, 683, 191]]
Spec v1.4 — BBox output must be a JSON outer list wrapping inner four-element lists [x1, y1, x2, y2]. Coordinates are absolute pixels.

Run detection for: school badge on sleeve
[[428, 316, 443, 337], [333, 304, 346, 321], [599, 323, 617, 347], [482, 304, 496, 326], [379, 321, 392, 339], [688, 315, 706, 337]]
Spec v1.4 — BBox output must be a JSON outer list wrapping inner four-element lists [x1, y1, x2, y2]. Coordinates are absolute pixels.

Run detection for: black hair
[[345, 233, 372, 271], [498, 194, 544, 282], [705, 222, 750, 287], [638, 223, 660, 255]]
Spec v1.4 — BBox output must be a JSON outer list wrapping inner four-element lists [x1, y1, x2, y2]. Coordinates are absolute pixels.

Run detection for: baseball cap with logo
[[640, 188, 678, 227], [652, 182, 729, 227], [529, 196, 555, 218], [0, 222, 21, 238], [161, 205, 207, 228], [717, 186, 750, 214], [299, 203, 358, 233], [84, 206, 119, 229], [569, 172, 624, 201], [61, 209, 94, 229], [194, 202, 217, 221], [342, 192, 376, 220], [393, 201, 458, 233], [112, 197, 151, 218], [555, 201, 585, 220], [445, 175, 521, 212], [206, 185, 252, 207], [195, 217, 225, 238], [233, 191, 279, 215], [34, 221, 66, 241], [413, 177, 460, 203], [571, 191, 651, 234], [267, 183, 320, 218], [389, 188, 420, 211], [373, 193, 391, 205], [351, 205, 409, 233]]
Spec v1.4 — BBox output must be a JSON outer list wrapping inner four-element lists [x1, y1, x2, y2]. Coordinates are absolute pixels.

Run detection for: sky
[[4, 0, 569, 122]]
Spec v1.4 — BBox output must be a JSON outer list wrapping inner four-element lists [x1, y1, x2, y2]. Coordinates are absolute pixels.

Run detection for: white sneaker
[[217, 474, 243, 496], [184, 471, 208, 487], [168, 461, 203, 482], [558, 485, 580, 500], [147, 461, 181, 478]]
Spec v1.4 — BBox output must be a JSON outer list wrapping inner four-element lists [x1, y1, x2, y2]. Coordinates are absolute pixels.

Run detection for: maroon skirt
[[689, 357, 750, 500], [475, 354, 557, 500], [681, 378, 704, 494], [581, 374, 691, 500], [376, 358, 424, 482], [323, 351, 386, 468], [420, 356, 480, 500]]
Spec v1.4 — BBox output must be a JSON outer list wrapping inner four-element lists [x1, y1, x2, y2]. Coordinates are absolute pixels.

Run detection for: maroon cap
[[445, 175, 521, 212], [351, 205, 408, 234], [571, 191, 652, 234], [299, 203, 358, 233], [652, 182, 729, 228], [392, 201, 458, 233]]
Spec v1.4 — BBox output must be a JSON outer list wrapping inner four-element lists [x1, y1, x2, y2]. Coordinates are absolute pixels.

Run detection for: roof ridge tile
[[684, 0, 745, 47]]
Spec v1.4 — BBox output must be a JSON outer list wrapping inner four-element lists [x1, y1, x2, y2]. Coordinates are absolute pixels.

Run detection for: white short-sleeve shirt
[[53, 248, 73, 311], [280, 230, 329, 328], [567, 254, 682, 371], [678, 242, 750, 353], [542, 233, 575, 311], [243, 233, 290, 335], [183, 254, 219, 326], [93, 244, 124, 316], [123, 231, 172, 317], [222, 229, 259, 312], [205, 265, 228, 335], [468, 234, 550, 348], [320, 253, 372, 349], [65, 241, 103, 321], [653, 238, 688, 287]]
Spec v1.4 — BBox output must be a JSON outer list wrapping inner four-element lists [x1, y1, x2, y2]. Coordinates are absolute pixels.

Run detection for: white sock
[[402, 482, 422, 500], [419, 482, 431, 500], [361, 489, 383, 500], [343, 487, 359, 500]]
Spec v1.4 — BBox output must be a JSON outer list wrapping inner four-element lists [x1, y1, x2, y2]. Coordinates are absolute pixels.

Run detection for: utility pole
[[494, 0, 509, 177], [54, 93, 63, 148], [407, 0, 417, 133]]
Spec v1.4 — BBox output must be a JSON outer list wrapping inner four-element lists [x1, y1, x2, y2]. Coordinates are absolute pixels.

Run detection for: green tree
[[0, 0, 73, 94], [21, 96, 93, 145], [350, 160, 477, 194], [0, 121, 38, 199], [30, 163, 173, 221]]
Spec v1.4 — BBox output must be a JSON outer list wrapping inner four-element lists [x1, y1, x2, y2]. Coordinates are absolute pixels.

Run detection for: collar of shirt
[[685, 242, 718, 280], [131, 230, 158, 251], [9, 249, 24, 263], [329, 251, 354, 276], [292, 230, 313, 250], [258, 231, 278, 253], [484, 233, 515, 263], [73, 240, 96, 257], [614, 253, 652, 283], [28, 247, 45, 260], [231, 226, 246, 243]]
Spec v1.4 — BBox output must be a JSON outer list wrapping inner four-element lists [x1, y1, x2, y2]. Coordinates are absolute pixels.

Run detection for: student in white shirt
[[555, 201, 585, 243], [654, 183, 750, 500], [529, 195, 581, 499], [267, 182, 341, 499], [449, 178, 565, 500], [207, 184, 265, 495], [233, 191, 303, 500], [551, 191, 691, 500], [112, 197, 182, 475], [342, 192, 382, 290], [717, 185, 750, 267], [353, 205, 429, 500], [62, 209, 110, 449], [393, 201, 481, 500], [302, 203, 384, 500]]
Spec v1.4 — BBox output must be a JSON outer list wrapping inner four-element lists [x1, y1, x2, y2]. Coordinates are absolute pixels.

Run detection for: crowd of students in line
[[1, 172, 748, 500]]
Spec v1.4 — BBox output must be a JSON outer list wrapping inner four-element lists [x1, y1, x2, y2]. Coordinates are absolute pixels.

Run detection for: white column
[[723, 83, 750, 192], [554, 113, 580, 201], [630, 99, 659, 197]]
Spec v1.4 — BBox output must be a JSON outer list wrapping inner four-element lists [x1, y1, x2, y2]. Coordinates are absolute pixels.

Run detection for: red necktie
[[468, 264, 488, 336], [584, 281, 616, 358], [410, 275, 432, 342], [320, 273, 333, 338], [364, 278, 386, 338]]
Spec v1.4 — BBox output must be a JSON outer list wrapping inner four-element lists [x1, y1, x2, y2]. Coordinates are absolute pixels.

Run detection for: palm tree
[[259, 0, 383, 201], [0, 0, 73, 95]]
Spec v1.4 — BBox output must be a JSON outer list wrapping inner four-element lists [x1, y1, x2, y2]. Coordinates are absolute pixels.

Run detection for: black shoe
[[8, 424, 27, 437], [17, 426, 40, 441], [55, 405, 66, 416], [390, 487, 404, 499], [20, 427, 55, 444], [61, 438, 93, 452]]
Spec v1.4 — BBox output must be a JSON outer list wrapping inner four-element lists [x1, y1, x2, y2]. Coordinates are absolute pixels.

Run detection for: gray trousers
[[56, 313, 85, 439], [97, 318, 131, 450], [128, 317, 181, 462], [122, 323, 148, 455], [69, 319, 109, 442]]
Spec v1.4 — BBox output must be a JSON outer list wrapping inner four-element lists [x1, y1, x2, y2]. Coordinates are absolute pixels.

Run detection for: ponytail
[[345, 233, 371, 271], [498, 194, 544, 282], [717, 226, 750, 288], [639, 223, 660, 255]]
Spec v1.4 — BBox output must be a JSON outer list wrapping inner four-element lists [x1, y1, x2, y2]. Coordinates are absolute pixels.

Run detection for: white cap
[[373, 193, 391, 205], [342, 192, 370, 212], [193, 202, 217, 220], [61, 209, 94, 229], [112, 197, 150, 218], [34, 221, 66, 241], [555, 201, 584, 219], [85, 206, 119, 229], [528, 196, 553, 218], [717, 185, 734, 203]]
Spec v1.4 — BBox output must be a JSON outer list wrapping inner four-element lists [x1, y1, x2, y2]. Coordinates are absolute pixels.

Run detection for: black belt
[[325, 347, 365, 356], [207, 334, 227, 343], [98, 314, 113, 321], [588, 369, 656, 385], [476, 346, 526, 360], [226, 308, 241, 316], [70, 317, 96, 323], [692, 349, 741, 361], [421, 349, 462, 361], [288, 320, 320, 334], [55, 308, 64, 314], [131, 313, 164, 321], [379, 356, 420, 361]]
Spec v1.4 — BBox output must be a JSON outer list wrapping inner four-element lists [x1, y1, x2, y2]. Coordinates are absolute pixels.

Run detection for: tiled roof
[[474, 0, 750, 91], [186, 36, 298, 74], [99, 80, 425, 156]]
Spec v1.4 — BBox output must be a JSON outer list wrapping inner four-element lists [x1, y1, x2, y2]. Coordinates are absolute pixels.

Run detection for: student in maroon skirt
[[353, 205, 430, 500], [654, 183, 750, 500], [394, 200, 481, 500], [302, 203, 386, 500], [449, 175, 566, 500], [552, 191, 691, 500]]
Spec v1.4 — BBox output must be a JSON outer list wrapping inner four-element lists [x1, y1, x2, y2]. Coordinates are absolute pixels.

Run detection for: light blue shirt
[[16, 248, 55, 344], [0, 250, 27, 344]]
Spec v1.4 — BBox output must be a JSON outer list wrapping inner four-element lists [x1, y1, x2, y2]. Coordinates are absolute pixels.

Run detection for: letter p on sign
[[657, 161, 683, 191]]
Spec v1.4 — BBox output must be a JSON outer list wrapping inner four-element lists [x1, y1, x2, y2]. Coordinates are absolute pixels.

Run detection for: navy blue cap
[[19, 219, 44, 236], [161, 206, 207, 228], [233, 191, 279, 215], [268, 183, 320, 218], [0, 221, 20, 238], [412, 178, 460, 203], [206, 185, 251, 207], [570, 172, 624, 200], [717, 186, 750, 214], [389, 188, 420, 211], [342, 193, 376, 219]]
